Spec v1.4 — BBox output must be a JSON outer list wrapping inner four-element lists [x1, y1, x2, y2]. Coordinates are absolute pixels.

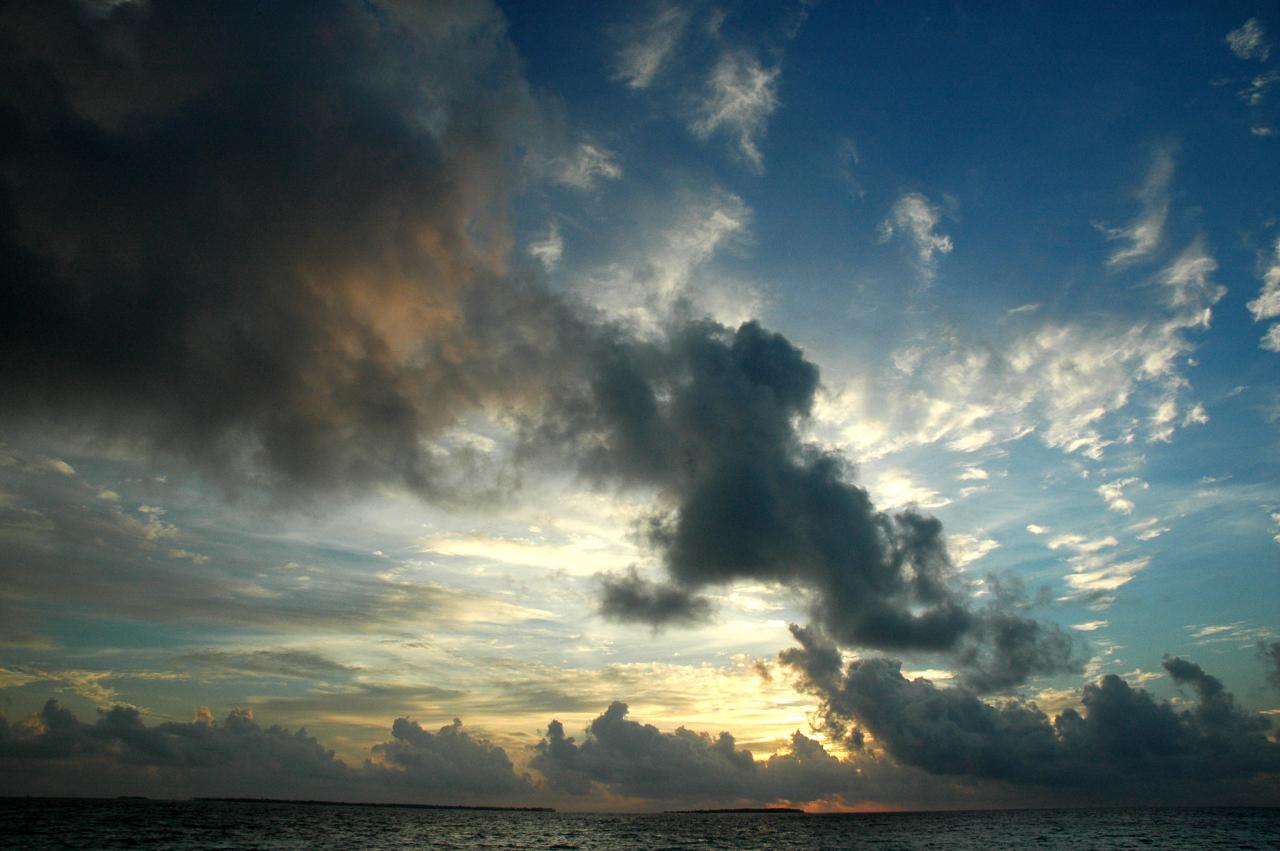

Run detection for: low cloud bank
[[4, 651, 1277, 807]]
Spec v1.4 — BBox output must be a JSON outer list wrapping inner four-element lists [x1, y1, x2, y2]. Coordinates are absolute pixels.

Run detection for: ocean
[[2, 799, 1278, 849]]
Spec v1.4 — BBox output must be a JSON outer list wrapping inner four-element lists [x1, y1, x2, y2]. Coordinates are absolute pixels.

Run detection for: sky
[[1, 0, 1279, 811]]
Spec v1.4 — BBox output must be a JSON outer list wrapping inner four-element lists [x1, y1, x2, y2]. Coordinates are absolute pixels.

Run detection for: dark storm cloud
[[546, 321, 1074, 684], [782, 638, 1280, 798], [1260, 640, 1280, 691], [0, 699, 531, 803], [598, 568, 713, 627], [0, 0, 581, 502], [0, 0, 1070, 686], [952, 574, 1077, 693]]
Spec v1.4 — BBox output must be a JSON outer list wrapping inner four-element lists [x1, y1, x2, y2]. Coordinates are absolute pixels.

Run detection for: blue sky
[[0, 0, 1278, 810]]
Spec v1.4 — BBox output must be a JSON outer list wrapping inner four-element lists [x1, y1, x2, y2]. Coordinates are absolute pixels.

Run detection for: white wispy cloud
[[947, 533, 1000, 568], [868, 470, 951, 511], [1063, 554, 1151, 596], [615, 3, 690, 89], [811, 233, 1222, 463], [555, 142, 622, 189], [1129, 517, 1170, 541], [878, 192, 954, 282], [1100, 149, 1173, 267], [578, 189, 759, 333], [1047, 534, 1119, 554], [1247, 237, 1280, 351], [1186, 620, 1274, 646], [1227, 18, 1271, 62], [1071, 620, 1108, 632], [529, 222, 563, 271], [689, 49, 779, 172], [1096, 477, 1148, 514], [1242, 69, 1280, 106]]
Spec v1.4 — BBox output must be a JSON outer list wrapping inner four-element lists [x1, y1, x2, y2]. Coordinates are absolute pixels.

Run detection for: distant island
[[664, 807, 806, 814], [195, 797, 554, 813]]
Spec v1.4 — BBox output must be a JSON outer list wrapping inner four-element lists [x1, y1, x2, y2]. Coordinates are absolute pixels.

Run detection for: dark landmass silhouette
[[195, 797, 554, 812]]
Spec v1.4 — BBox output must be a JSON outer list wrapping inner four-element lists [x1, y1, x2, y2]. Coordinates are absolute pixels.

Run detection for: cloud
[[878, 193, 954, 282], [0, 3, 1069, 691], [1227, 19, 1271, 62], [1047, 534, 1118, 554], [529, 222, 564, 271], [1242, 69, 1280, 106], [551, 143, 623, 190], [0, 452, 558, 632], [532, 700, 857, 805], [1096, 478, 1147, 514], [580, 189, 756, 334], [689, 49, 780, 172], [1100, 149, 1174, 267], [1187, 621, 1273, 647], [176, 649, 359, 680], [1247, 238, 1280, 351], [1260, 640, 1280, 692], [367, 716, 533, 799], [598, 568, 713, 627], [615, 3, 690, 90], [524, 319, 1077, 685], [813, 237, 1223, 463], [0, 0, 588, 504], [0, 700, 533, 803], [781, 644, 1280, 799], [947, 533, 999, 568]]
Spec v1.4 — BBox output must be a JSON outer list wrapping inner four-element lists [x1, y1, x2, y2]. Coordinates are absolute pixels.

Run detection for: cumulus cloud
[[533, 700, 868, 805], [782, 643, 1280, 800], [529, 321, 1074, 684], [689, 49, 780, 172], [1228, 19, 1271, 62], [0, 700, 532, 803], [368, 716, 533, 798], [878, 193, 954, 282]]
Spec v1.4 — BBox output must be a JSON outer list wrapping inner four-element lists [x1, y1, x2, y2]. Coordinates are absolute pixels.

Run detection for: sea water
[[2, 798, 1278, 849]]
